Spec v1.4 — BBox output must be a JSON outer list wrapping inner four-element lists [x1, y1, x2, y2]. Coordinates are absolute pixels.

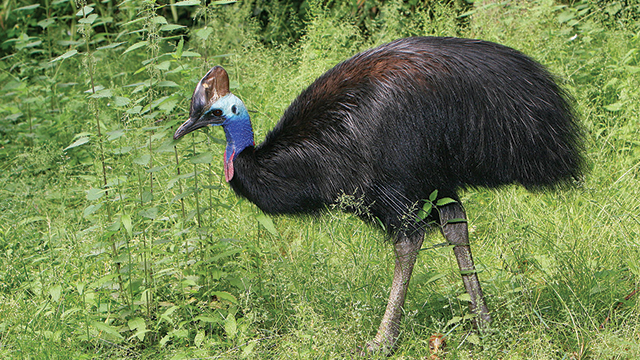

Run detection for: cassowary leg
[[366, 232, 425, 354], [440, 202, 491, 329]]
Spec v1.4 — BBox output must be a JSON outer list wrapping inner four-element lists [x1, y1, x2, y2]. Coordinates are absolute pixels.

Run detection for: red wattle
[[224, 150, 235, 182]]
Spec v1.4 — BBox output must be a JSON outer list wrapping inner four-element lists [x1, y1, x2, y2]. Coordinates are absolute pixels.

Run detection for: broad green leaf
[[50, 49, 78, 63], [151, 16, 168, 24], [88, 273, 122, 289], [174, 38, 184, 58], [123, 41, 149, 55], [604, 102, 623, 111], [557, 10, 575, 23], [113, 96, 131, 107], [76, 5, 94, 17], [467, 333, 482, 345], [242, 341, 257, 357], [417, 202, 432, 220], [446, 218, 467, 224], [23, 40, 42, 48], [159, 334, 171, 346], [78, 14, 98, 24], [131, 329, 150, 342], [160, 306, 179, 325], [160, 24, 186, 31], [194, 331, 205, 347], [151, 131, 168, 141], [605, 2, 622, 16], [195, 27, 213, 41], [15, 4, 40, 11], [159, 98, 178, 113], [210, 248, 242, 262], [446, 316, 462, 327], [128, 317, 145, 331], [113, 146, 132, 155], [181, 51, 201, 57], [212, 291, 238, 304], [224, 313, 237, 339], [84, 85, 104, 93], [76, 282, 85, 296], [256, 213, 279, 237], [457, 293, 471, 302], [157, 80, 179, 87], [156, 61, 171, 71], [86, 187, 106, 201], [190, 152, 213, 164], [83, 203, 102, 218], [172, 328, 189, 339], [57, 40, 83, 47], [436, 197, 456, 206], [121, 17, 145, 27], [139, 207, 158, 220], [150, 96, 169, 109], [107, 129, 125, 141], [429, 190, 438, 202], [91, 321, 124, 340], [133, 154, 151, 166], [171, 190, 191, 202], [106, 219, 121, 232], [89, 88, 113, 98], [126, 105, 143, 114], [146, 165, 169, 173], [37, 18, 55, 29], [49, 284, 62, 302], [212, 0, 238, 4], [97, 41, 126, 50], [156, 139, 179, 153], [173, 0, 200, 5], [195, 315, 220, 323], [182, 278, 197, 287], [63, 136, 90, 151], [121, 213, 132, 237], [625, 65, 640, 74]]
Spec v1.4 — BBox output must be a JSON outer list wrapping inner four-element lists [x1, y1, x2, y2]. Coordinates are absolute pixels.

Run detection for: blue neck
[[223, 116, 254, 163]]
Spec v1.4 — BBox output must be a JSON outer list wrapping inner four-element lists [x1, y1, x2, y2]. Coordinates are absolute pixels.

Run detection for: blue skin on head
[[206, 94, 254, 179]]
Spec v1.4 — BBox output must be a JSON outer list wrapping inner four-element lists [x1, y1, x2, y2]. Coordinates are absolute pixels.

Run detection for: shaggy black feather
[[228, 37, 583, 235]]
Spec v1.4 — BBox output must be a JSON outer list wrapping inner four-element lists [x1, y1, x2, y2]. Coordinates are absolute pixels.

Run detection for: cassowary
[[174, 37, 583, 353]]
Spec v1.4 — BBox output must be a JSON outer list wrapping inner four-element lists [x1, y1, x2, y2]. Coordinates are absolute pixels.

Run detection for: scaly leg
[[366, 231, 425, 354], [439, 202, 491, 329]]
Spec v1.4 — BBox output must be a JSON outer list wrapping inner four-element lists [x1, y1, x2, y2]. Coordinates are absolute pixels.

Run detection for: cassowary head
[[173, 66, 250, 140], [173, 66, 254, 182]]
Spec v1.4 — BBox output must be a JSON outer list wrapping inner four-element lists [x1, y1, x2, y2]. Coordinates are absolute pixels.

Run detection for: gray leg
[[439, 202, 491, 329], [366, 232, 425, 354]]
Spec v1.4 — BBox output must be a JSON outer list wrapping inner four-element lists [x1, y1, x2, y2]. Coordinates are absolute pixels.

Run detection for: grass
[[1, 0, 640, 358]]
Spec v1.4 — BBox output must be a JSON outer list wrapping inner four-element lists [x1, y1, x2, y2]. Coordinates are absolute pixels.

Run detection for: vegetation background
[[1, 0, 639, 358]]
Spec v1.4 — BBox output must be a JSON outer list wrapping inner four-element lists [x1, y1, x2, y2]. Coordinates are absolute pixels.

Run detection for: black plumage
[[228, 37, 581, 232], [174, 36, 583, 353]]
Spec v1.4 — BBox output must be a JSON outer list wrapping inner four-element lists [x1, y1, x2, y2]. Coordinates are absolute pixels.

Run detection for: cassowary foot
[[358, 233, 424, 357], [358, 338, 395, 357]]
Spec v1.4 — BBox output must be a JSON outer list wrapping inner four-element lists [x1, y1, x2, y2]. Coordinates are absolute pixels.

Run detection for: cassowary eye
[[231, 105, 237, 114], [212, 109, 223, 117]]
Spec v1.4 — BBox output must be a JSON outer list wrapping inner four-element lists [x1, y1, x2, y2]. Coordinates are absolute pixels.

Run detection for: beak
[[173, 117, 202, 140]]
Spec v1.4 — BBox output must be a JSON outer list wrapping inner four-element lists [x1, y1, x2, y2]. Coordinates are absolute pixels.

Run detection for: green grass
[[1, 0, 640, 358]]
